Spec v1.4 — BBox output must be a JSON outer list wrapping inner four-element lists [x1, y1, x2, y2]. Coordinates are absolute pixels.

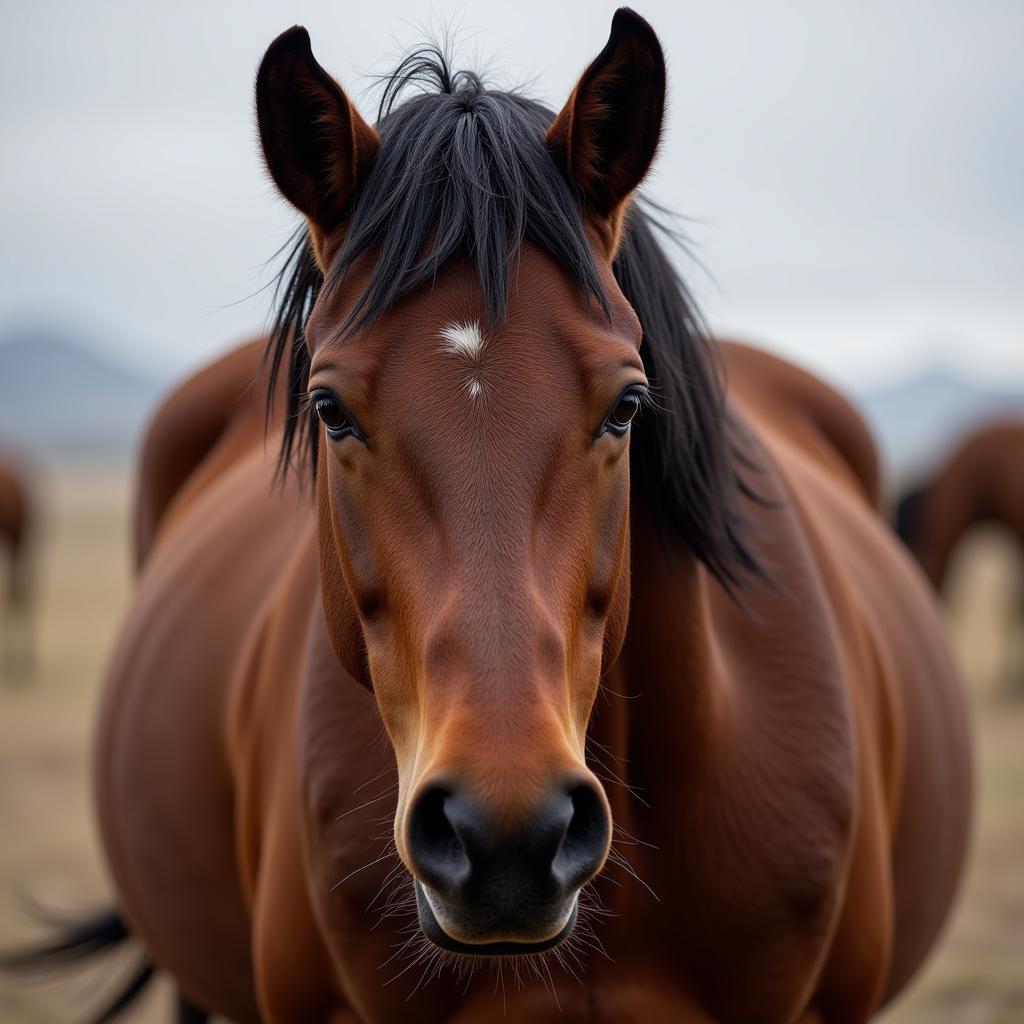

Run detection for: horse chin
[[414, 881, 578, 957]]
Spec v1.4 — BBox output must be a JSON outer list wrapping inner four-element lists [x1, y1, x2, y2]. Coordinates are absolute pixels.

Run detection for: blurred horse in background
[[897, 419, 1024, 590], [898, 418, 1024, 692], [0, 453, 33, 680]]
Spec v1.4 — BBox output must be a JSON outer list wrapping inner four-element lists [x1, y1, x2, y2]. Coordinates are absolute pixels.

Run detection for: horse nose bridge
[[421, 581, 569, 689], [410, 695, 594, 827], [418, 642, 578, 778], [409, 582, 585, 822]]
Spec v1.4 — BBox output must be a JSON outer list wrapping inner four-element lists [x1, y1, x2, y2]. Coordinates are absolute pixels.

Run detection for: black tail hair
[[0, 908, 155, 1024]]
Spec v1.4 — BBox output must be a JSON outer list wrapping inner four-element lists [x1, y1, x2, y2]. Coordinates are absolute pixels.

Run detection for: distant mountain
[[856, 367, 1024, 485], [0, 322, 168, 458]]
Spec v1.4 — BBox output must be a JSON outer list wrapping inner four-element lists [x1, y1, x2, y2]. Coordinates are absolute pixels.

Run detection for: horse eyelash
[[296, 392, 316, 420]]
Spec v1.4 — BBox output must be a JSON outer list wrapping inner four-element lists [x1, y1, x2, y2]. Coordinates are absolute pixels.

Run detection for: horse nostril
[[407, 785, 470, 895], [552, 782, 610, 889]]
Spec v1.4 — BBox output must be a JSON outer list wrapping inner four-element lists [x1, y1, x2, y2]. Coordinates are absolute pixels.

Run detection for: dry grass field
[[0, 464, 1021, 1023]]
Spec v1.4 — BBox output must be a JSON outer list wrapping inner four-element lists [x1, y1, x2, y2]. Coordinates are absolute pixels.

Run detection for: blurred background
[[1, 1, 1021, 1021]]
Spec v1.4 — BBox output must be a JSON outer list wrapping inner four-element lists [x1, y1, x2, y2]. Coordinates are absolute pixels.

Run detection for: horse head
[[256, 10, 665, 953]]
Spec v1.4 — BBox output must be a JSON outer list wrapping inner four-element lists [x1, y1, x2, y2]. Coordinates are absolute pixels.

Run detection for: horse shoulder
[[134, 337, 270, 567], [719, 340, 882, 510], [97, 430, 313, 1020], [710, 342, 972, 1013], [722, 343, 972, 1011]]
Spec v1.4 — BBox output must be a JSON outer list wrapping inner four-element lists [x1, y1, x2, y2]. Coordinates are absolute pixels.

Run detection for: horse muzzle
[[405, 774, 610, 954]]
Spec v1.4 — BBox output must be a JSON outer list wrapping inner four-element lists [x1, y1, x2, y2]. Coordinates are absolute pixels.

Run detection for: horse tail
[[0, 908, 155, 1023]]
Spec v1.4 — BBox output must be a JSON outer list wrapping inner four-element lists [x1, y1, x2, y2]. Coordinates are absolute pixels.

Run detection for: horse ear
[[256, 27, 379, 253], [546, 8, 666, 225]]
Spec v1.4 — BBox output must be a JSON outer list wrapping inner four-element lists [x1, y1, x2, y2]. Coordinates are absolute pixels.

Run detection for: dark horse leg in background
[[7, 535, 34, 680], [177, 995, 208, 1023], [1, 536, 27, 681]]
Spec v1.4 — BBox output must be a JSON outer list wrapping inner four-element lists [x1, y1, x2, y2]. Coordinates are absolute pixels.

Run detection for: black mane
[[265, 46, 759, 588]]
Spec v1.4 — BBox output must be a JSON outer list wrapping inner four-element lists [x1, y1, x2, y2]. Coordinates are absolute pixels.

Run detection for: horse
[[896, 418, 1024, 591], [897, 418, 1024, 694], [0, 452, 33, 680], [6, 10, 971, 1022]]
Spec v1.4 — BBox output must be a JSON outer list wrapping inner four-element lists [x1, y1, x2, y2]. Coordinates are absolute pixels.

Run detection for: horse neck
[[592, 464, 857, 856]]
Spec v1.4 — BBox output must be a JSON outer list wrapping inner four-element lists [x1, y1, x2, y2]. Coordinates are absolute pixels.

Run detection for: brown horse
[[9, 10, 971, 1023], [0, 453, 33, 679], [897, 418, 1024, 590], [897, 418, 1024, 693]]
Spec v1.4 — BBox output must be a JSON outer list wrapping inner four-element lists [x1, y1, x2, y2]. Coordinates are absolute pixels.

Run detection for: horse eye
[[610, 395, 640, 428], [312, 391, 350, 435], [603, 389, 644, 436]]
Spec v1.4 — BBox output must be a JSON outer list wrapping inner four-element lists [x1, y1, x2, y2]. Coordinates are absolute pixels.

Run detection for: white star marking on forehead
[[439, 321, 486, 359], [439, 321, 487, 399]]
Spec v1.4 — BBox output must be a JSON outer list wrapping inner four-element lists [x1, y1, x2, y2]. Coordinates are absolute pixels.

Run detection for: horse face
[[305, 249, 643, 950], [256, 10, 666, 952]]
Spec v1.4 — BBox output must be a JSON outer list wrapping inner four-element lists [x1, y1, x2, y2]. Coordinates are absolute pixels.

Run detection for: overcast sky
[[1, 1, 1021, 389]]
